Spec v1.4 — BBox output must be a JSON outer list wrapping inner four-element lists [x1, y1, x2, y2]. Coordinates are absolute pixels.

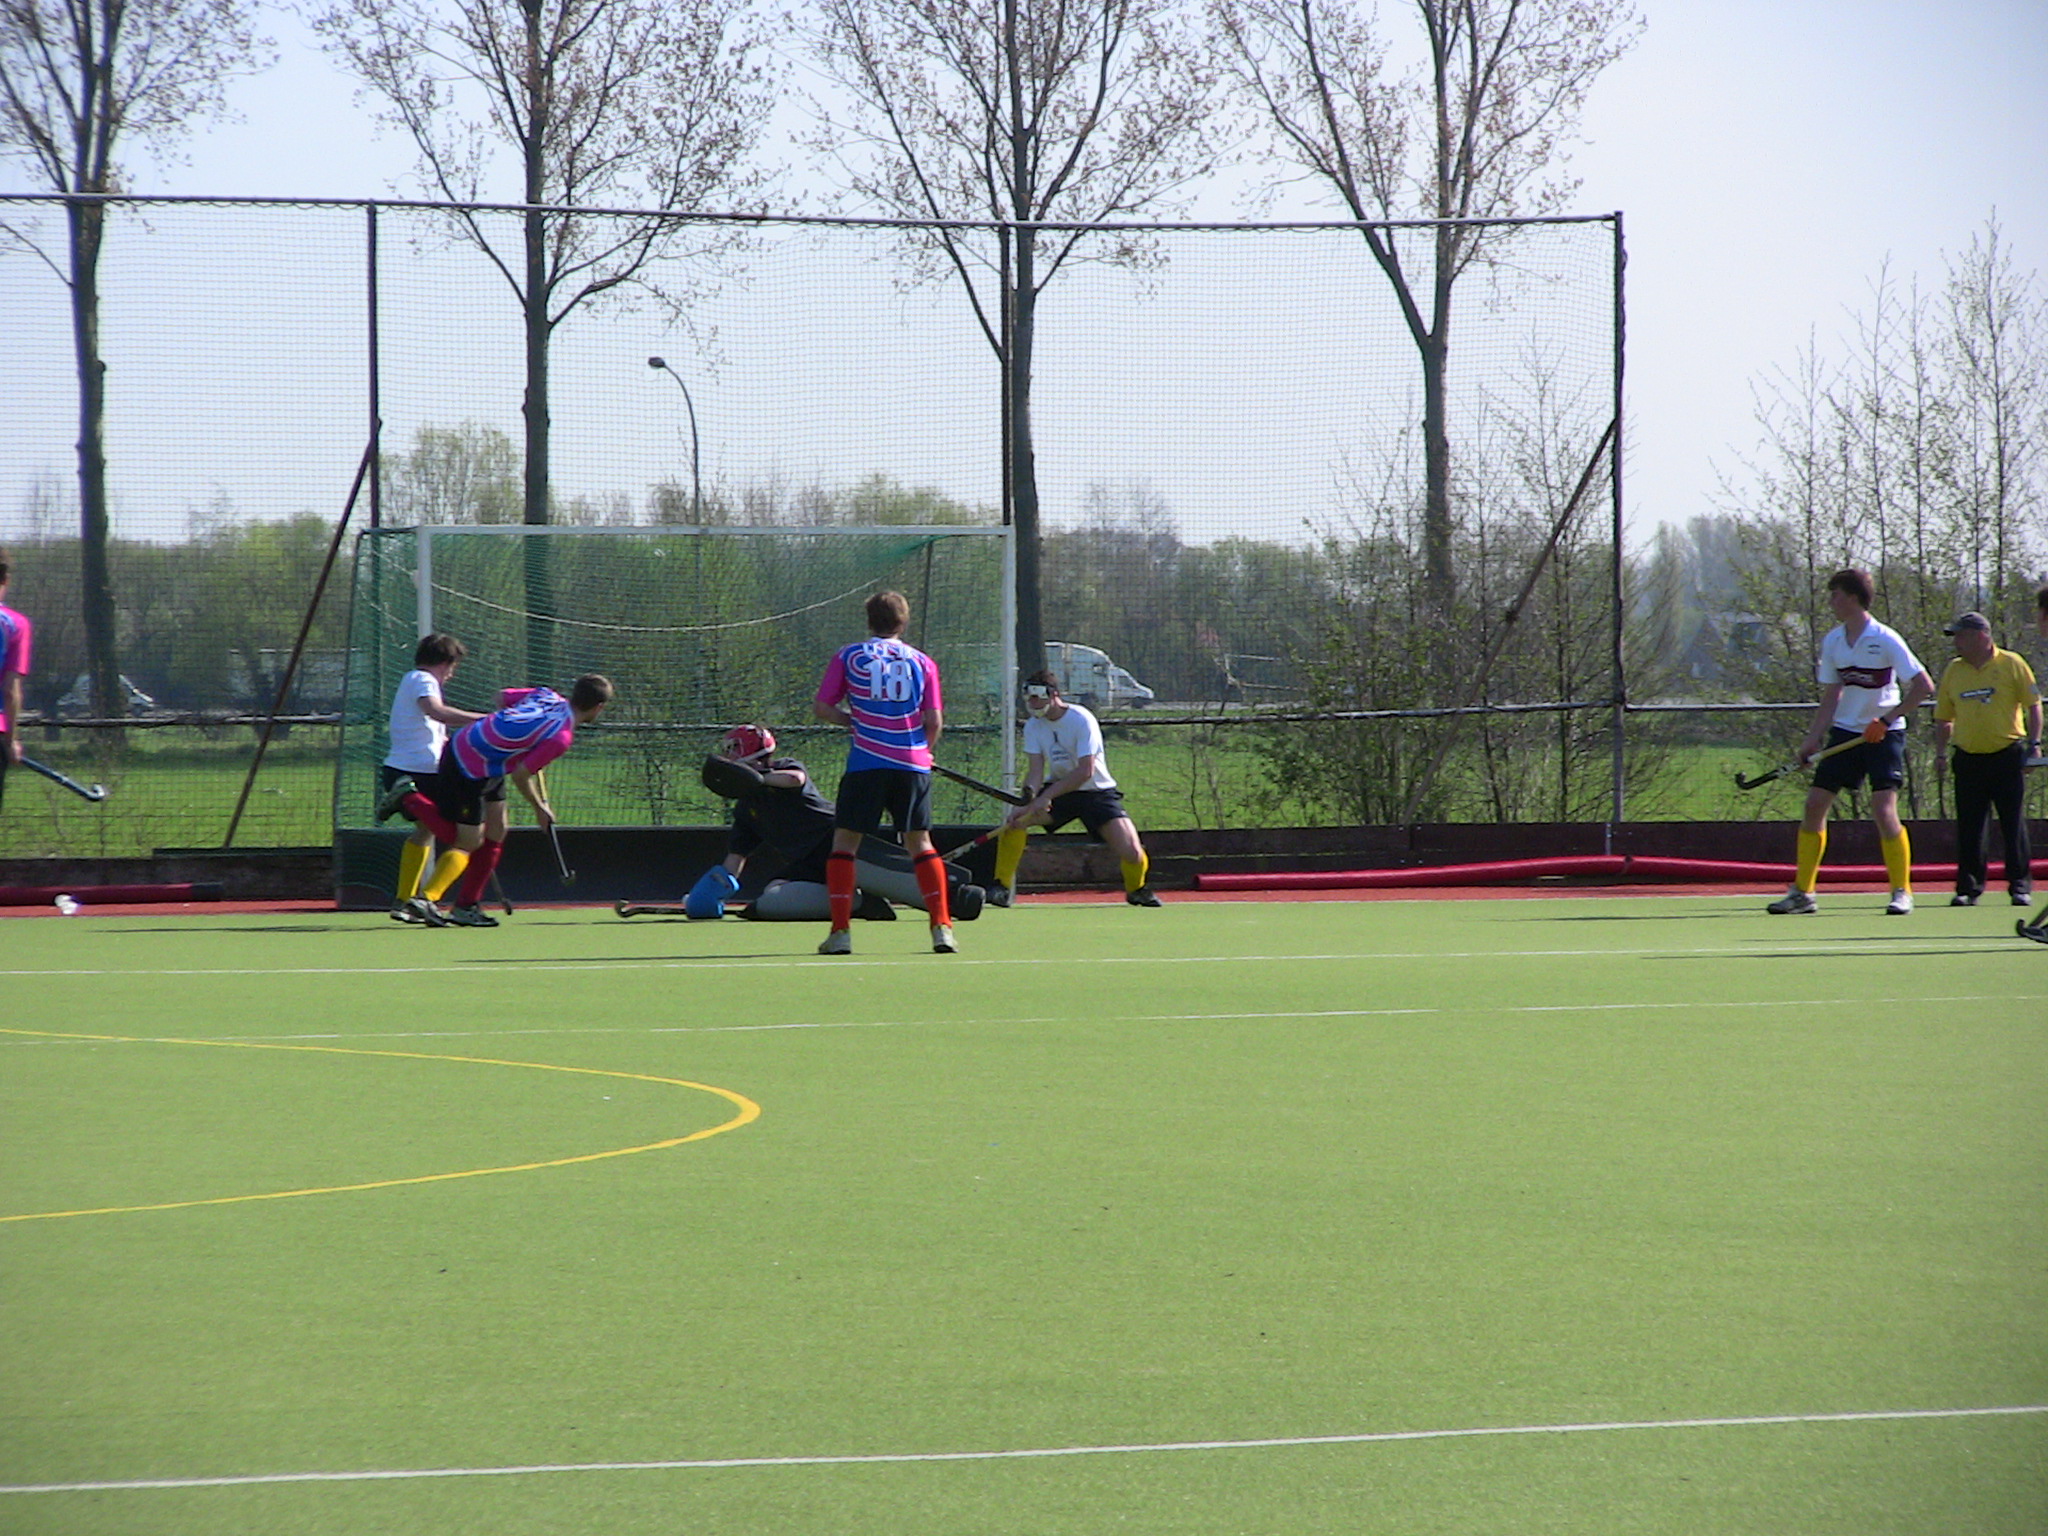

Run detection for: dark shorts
[[1042, 785, 1132, 839], [420, 744, 504, 828], [834, 767, 933, 836], [1812, 726, 1907, 794]]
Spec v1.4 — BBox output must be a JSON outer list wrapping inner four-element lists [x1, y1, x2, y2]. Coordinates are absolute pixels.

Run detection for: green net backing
[[339, 524, 1014, 830]]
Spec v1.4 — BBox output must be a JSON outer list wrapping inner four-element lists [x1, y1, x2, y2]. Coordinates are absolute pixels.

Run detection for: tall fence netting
[[0, 197, 1670, 858]]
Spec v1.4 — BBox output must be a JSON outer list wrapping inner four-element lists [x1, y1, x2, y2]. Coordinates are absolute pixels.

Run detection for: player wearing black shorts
[[992, 669, 1160, 907]]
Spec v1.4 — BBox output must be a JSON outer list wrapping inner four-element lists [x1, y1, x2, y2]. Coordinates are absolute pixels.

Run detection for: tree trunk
[[520, 138, 555, 678], [68, 197, 121, 722], [1422, 223, 1456, 609], [1007, 239, 1045, 682]]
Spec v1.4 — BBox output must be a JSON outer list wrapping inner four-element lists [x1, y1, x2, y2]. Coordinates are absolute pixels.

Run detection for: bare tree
[[797, 0, 1225, 676], [1212, 0, 1640, 605], [0, 0, 272, 716], [309, 0, 778, 533]]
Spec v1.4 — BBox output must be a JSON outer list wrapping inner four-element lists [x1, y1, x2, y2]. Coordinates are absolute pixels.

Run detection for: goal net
[[337, 523, 1015, 830]]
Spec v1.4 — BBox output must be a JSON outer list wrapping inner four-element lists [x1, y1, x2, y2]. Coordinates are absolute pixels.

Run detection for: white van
[[1043, 642, 1156, 709]]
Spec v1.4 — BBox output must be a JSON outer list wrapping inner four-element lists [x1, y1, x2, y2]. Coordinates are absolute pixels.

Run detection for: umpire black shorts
[[1812, 725, 1907, 794], [1042, 785, 1133, 839], [834, 767, 933, 836], [420, 744, 506, 828]]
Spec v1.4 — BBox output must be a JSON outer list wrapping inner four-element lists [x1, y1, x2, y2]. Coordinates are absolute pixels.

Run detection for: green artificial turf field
[[2, 894, 2044, 1534]]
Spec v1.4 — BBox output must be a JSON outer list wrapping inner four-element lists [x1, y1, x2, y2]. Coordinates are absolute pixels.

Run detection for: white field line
[[1, 993, 2040, 1048], [3, 1405, 2041, 1495], [0, 935, 2036, 981]]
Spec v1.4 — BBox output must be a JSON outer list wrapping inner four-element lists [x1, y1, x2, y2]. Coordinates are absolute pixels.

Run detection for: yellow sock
[[1881, 829, 1912, 892], [994, 828, 1029, 889], [424, 848, 470, 902], [1794, 828, 1825, 893], [1122, 852, 1150, 894], [396, 839, 431, 901]]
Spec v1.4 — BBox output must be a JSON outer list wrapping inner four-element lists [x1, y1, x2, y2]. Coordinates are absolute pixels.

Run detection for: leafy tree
[[383, 421, 521, 524], [0, 0, 273, 716], [797, 0, 1226, 678]]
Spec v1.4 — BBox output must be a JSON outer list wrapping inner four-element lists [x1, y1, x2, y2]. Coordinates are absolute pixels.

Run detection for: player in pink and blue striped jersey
[[813, 591, 955, 954], [393, 673, 614, 926]]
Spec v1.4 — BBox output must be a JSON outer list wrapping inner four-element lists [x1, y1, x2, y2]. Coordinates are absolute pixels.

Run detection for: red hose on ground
[[0, 882, 227, 906], [1194, 856, 2048, 892]]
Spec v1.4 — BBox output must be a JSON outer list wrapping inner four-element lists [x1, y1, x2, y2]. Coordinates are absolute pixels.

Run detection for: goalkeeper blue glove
[[685, 865, 742, 919]]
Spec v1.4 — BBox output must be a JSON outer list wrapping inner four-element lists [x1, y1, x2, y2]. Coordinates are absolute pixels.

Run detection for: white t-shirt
[[1023, 702, 1117, 792], [385, 668, 449, 773], [1817, 617, 1924, 733]]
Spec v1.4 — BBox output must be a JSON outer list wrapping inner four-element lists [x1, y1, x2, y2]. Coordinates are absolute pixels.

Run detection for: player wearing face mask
[[988, 669, 1160, 909]]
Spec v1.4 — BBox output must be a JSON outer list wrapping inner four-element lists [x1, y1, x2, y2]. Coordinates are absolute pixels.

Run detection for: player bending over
[[991, 670, 1160, 908], [813, 591, 955, 955], [388, 674, 613, 927]]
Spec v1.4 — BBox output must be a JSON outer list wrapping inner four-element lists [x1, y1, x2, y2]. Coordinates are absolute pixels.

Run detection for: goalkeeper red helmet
[[720, 723, 776, 762]]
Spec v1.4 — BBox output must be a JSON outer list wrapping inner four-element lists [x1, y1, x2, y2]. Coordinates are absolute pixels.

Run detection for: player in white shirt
[[376, 634, 484, 923], [990, 669, 1160, 907], [1767, 569, 1934, 917]]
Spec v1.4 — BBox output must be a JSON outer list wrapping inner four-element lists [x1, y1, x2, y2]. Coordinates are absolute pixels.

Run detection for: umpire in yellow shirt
[[1933, 611, 2042, 907]]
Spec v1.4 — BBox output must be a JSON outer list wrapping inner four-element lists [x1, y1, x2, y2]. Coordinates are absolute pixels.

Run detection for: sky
[[3, 0, 2044, 547]]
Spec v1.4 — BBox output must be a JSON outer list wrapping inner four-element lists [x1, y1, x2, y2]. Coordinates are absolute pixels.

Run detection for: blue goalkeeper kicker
[[685, 865, 743, 919]]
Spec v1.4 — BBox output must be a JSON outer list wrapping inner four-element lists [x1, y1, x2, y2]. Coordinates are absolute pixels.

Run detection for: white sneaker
[[930, 923, 957, 954], [1885, 889, 1913, 916], [817, 929, 852, 955], [1766, 888, 1817, 915]]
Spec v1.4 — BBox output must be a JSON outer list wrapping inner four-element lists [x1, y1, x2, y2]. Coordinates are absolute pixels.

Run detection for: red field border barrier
[[0, 882, 226, 906], [1195, 856, 2048, 893]]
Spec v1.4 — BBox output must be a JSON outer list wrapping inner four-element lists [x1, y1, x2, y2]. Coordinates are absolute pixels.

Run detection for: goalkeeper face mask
[[1023, 685, 1053, 713]]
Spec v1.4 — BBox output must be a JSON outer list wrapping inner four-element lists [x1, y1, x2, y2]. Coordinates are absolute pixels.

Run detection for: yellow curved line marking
[[0, 1027, 760, 1224]]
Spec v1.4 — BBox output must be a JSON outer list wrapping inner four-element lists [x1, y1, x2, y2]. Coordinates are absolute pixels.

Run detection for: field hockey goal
[[335, 523, 1016, 835]]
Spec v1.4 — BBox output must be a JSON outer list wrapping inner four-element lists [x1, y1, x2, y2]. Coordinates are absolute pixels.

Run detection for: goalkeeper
[[685, 725, 983, 922]]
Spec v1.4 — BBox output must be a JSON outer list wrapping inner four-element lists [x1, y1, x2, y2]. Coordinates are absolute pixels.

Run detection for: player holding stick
[[989, 670, 1160, 908], [388, 674, 613, 927], [1766, 569, 1934, 916], [812, 592, 955, 954], [375, 634, 484, 923]]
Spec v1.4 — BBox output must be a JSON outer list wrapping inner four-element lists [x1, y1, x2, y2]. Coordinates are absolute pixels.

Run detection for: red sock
[[827, 850, 856, 931], [405, 792, 458, 846], [454, 839, 502, 907], [914, 849, 951, 926]]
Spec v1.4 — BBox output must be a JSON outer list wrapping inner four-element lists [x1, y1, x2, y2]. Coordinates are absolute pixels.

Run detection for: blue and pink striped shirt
[[449, 687, 576, 780], [816, 636, 942, 773], [0, 602, 30, 735]]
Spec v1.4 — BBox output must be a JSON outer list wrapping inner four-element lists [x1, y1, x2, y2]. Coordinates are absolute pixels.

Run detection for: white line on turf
[[2, 1405, 2040, 1494], [0, 937, 2033, 979], [2, 994, 2038, 1048]]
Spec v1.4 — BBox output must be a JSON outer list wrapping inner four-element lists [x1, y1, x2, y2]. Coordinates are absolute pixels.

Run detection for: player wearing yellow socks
[[376, 634, 483, 926], [990, 670, 1160, 908], [1766, 568, 1933, 917]]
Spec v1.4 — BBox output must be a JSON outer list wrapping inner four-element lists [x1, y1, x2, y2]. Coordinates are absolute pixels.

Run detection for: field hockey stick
[[931, 762, 1030, 806], [1733, 733, 1865, 791], [490, 868, 516, 916], [534, 770, 576, 885], [614, 901, 689, 919], [941, 824, 1006, 860], [20, 756, 108, 802]]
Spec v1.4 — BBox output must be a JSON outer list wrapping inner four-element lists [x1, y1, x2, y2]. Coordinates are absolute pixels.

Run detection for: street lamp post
[[647, 356, 701, 522]]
